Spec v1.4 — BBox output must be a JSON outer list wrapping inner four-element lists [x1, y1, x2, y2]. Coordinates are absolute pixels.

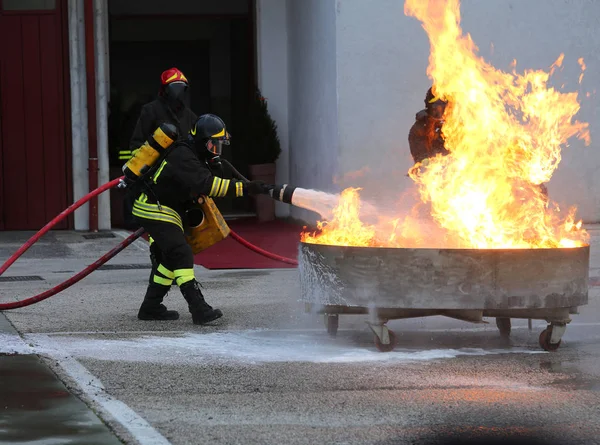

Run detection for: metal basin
[[298, 242, 589, 351], [299, 243, 589, 310]]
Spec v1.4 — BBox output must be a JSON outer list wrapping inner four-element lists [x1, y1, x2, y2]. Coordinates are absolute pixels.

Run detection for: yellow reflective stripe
[[133, 203, 182, 225], [133, 200, 181, 222], [210, 128, 226, 138], [157, 264, 174, 279], [132, 203, 183, 230], [132, 207, 183, 230], [148, 235, 154, 245], [210, 177, 221, 196], [236, 182, 243, 197], [153, 275, 173, 286], [138, 193, 148, 203], [152, 160, 167, 183], [132, 205, 181, 226], [173, 268, 195, 286], [218, 179, 230, 197]]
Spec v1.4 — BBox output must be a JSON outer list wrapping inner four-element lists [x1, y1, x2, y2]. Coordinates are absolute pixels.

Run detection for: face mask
[[163, 81, 190, 111]]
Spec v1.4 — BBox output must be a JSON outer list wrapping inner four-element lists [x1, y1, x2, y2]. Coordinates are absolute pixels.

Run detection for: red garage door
[[0, 0, 70, 230]]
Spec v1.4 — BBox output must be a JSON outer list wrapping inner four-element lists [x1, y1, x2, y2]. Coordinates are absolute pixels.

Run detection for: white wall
[[256, 0, 290, 218], [334, 0, 600, 221], [287, 0, 339, 222]]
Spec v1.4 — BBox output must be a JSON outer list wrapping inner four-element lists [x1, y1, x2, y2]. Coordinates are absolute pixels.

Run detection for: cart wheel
[[374, 330, 397, 353], [495, 317, 511, 338], [539, 327, 561, 352], [324, 314, 339, 337]]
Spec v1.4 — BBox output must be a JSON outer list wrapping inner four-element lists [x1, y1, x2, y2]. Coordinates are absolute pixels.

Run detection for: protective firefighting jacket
[[119, 97, 197, 161], [131, 140, 245, 230], [408, 109, 450, 164]]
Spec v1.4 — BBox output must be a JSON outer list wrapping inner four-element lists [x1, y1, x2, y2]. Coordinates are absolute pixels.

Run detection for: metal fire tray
[[298, 242, 589, 352]]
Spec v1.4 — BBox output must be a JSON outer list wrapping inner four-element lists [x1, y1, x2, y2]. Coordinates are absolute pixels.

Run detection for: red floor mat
[[194, 218, 302, 269]]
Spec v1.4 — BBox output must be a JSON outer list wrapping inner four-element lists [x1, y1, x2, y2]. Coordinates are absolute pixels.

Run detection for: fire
[[302, 0, 591, 249], [301, 188, 377, 247]]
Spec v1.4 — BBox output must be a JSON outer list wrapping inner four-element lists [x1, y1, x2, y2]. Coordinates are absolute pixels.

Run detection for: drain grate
[[83, 232, 116, 240], [0, 275, 44, 282], [98, 264, 152, 271]]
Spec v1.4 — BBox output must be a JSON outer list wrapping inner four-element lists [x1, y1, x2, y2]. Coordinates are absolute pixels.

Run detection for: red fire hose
[[0, 177, 298, 311], [0, 228, 145, 310], [229, 230, 298, 265]]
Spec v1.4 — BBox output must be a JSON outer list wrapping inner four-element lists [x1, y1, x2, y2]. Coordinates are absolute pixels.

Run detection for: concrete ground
[[1, 228, 600, 445]]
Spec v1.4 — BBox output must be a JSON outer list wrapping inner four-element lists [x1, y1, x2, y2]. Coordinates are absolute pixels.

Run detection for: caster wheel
[[374, 330, 397, 352], [539, 327, 561, 352], [496, 317, 511, 338], [324, 315, 339, 337]]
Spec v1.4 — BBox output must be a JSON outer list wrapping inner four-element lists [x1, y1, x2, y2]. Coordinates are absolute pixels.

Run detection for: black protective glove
[[245, 180, 274, 196]]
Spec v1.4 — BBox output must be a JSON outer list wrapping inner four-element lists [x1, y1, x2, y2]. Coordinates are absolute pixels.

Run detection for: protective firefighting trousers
[[132, 197, 195, 289]]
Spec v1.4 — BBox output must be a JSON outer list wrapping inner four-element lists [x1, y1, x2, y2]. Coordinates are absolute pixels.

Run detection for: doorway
[[0, 0, 71, 230], [107, 11, 255, 227]]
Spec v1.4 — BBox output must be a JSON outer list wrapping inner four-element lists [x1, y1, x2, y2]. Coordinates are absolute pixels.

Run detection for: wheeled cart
[[298, 243, 589, 352]]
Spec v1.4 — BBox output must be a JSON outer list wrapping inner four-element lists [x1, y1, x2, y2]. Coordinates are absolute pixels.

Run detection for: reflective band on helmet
[[211, 128, 226, 138], [174, 269, 195, 287]]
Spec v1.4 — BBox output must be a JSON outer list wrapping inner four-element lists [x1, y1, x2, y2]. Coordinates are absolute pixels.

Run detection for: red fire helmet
[[160, 67, 188, 85]]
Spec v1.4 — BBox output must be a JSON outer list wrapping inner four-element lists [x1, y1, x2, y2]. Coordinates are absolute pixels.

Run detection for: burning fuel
[[301, 0, 591, 250]]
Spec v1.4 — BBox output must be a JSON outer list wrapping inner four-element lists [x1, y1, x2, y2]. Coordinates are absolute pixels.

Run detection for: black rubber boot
[[180, 280, 223, 325], [138, 283, 180, 321]]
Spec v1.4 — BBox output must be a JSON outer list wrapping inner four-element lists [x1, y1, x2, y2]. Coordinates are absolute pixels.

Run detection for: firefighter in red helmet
[[129, 67, 197, 150], [123, 68, 199, 230], [133, 114, 274, 324]]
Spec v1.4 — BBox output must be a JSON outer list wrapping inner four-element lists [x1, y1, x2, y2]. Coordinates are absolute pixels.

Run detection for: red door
[[0, 0, 70, 230]]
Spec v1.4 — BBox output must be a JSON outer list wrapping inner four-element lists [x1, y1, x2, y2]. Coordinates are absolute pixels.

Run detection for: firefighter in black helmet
[[408, 86, 549, 200], [408, 86, 450, 165], [133, 114, 272, 324]]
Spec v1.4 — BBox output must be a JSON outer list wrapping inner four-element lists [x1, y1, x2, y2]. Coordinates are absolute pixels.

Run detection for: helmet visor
[[207, 135, 230, 156]]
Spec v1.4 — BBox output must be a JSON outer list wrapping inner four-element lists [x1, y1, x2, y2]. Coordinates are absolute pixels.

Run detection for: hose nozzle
[[269, 184, 297, 204]]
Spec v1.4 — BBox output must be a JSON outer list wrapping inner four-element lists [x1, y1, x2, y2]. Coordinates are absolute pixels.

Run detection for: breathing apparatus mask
[[163, 81, 190, 113]]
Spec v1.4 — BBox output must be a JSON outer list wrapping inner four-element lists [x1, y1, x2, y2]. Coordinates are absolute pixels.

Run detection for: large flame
[[302, 0, 590, 249]]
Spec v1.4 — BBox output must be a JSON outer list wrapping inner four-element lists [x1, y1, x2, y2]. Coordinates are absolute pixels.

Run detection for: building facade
[[1, 0, 599, 230]]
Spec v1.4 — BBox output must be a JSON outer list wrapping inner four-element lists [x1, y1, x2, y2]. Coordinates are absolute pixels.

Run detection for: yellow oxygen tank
[[185, 196, 231, 254], [122, 123, 178, 183]]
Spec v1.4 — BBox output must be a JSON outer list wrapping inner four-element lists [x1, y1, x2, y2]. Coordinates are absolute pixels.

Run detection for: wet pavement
[[0, 228, 600, 444], [0, 314, 123, 445]]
